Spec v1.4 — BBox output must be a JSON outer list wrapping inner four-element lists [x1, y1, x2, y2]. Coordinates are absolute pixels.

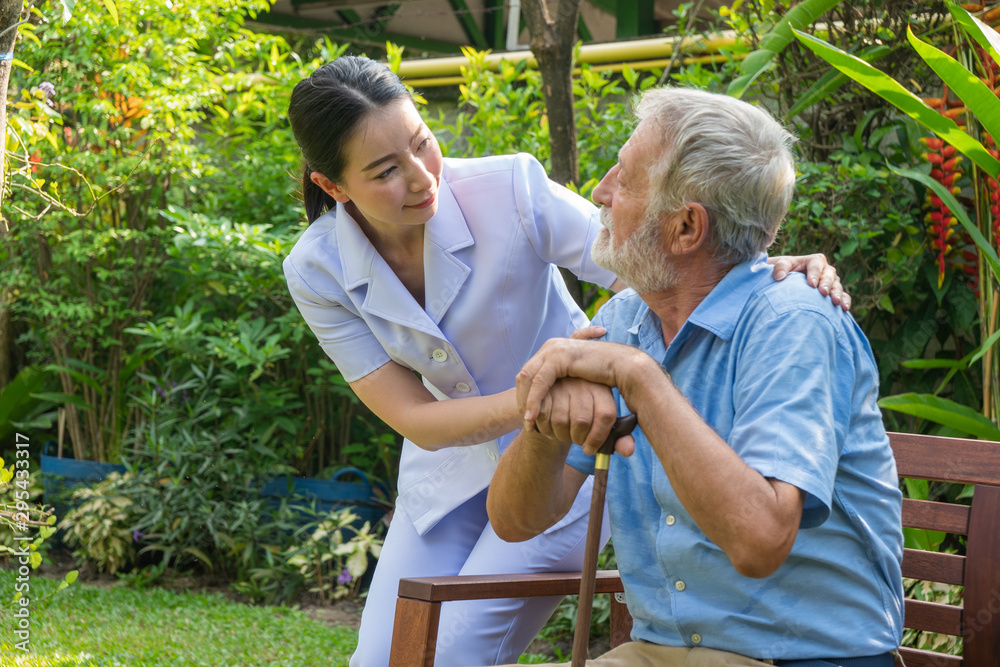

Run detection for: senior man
[[486, 87, 904, 667]]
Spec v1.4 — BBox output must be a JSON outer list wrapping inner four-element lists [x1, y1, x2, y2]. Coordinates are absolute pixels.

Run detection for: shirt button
[[674, 580, 686, 591], [455, 382, 471, 393], [691, 633, 702, 644], [487, 450, 497, 461], [665, 515, 676, 526], [432, 349, 448, 363]]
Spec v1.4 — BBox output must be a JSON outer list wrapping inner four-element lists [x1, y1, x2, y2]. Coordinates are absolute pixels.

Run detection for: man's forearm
[[487, 431, 583, 542]]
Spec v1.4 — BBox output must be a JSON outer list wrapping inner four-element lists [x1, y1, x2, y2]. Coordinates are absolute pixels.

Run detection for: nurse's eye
[[375, 166, 396, 180], [416, 137, 431, 151]]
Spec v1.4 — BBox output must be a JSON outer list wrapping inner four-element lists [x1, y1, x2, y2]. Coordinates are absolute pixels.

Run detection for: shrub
[[284, 508, 384, 603], [59, 472, 137, 575]]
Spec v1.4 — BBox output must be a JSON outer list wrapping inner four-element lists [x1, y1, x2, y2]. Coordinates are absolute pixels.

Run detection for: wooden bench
[[388, 432, 1000, 666]]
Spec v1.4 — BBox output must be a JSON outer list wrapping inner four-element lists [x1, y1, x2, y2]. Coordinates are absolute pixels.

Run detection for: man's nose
[[592, 166, 617, 207]]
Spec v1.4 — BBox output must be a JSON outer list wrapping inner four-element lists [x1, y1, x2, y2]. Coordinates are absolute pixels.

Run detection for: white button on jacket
[[284, 154, 617, 534]]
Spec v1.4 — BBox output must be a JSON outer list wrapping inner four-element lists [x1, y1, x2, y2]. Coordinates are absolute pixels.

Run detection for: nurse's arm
[[349, 360, 523, 451]]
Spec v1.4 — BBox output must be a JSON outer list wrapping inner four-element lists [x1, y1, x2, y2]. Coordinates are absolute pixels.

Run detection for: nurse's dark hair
[[288, 56, 413, 223]]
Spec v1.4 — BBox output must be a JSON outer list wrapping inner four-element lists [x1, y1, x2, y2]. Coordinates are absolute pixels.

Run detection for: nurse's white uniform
[[284, 153, 616, 666]]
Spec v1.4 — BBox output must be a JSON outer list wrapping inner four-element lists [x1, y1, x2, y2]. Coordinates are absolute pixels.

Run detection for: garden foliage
[[1, 7, 998, 658]]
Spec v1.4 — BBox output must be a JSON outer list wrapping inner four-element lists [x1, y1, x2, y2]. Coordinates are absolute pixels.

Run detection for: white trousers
[[350, 481, 610, 667]]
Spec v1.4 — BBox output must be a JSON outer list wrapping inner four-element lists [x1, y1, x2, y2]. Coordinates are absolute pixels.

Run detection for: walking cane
[[571, 412, 637, 667]]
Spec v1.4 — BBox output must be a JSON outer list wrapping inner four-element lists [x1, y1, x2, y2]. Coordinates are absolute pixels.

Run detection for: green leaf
[[29, 392, 94, 412], [65, 570, 79, 584], [787, 45, 891, 118], [900, 359, 964, 370], [59, 0, 75, 23], [904, 477, 930, 500], [101, 0, 119, 26], [622, 63, 637, 89], [904, 526, 946, 551], [346, 550, 368, 578], [907, 25, 1000, 166], [969, 328, 1000, 366], [793, 30, 1000, 178], [0, 366, 49, 442], [948, 2, 1000, 65], [728, 0, 842, 98], [877, 393, 1000, 440], [891, 166, 1000, 282]]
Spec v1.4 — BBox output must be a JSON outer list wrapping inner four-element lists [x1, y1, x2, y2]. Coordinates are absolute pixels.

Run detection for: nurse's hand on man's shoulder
[[570, 325, 607, 341], [769, 253, 852, 312]]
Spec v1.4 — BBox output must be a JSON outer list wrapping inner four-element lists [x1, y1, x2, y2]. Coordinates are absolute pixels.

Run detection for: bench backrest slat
[[902, 548, 965, 585], [888, 433, 1000, 667]]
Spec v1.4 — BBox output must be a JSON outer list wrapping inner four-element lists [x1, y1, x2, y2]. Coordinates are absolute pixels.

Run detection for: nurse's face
[[315, 98, 443, 232]]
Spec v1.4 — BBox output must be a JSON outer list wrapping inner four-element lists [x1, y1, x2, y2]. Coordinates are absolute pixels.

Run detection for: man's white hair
[[636, 88, 797, 264]]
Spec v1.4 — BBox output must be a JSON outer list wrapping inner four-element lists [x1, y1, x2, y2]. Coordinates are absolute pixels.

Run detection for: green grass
[[0, 569, 358, 666]]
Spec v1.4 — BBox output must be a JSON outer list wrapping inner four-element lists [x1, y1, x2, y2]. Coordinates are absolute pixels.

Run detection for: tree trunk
[[521, 0, 581, 187], [521, 0, 584, 306], [0, 0, 25, 389]]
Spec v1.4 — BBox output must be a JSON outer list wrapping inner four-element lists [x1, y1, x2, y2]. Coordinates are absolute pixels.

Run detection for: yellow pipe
[[405, 53, 739, 88], [397, 34, 740, 80]]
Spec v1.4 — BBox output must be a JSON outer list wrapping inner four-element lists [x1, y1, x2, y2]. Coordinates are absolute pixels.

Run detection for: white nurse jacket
[[283, 153, 616, 534]]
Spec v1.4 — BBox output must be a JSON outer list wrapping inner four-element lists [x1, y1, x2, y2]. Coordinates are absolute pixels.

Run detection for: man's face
[[591, 120, 660, 252], [591, 121, 680, 293]]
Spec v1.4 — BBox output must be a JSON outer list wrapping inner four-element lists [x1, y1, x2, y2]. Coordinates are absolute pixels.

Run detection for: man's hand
[[769, 253, 851, 311], [532, 378, 635, 457], [516, 338, 649, 445]]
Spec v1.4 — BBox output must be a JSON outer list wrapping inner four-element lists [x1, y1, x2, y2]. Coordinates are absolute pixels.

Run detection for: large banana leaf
[[794, 29, 1000, 178], [878, 393, 1000, 440], [727, 0, 841, 99], [907, 25, 1000, 155], [0, 366, 49, 442], [948, 3, 1000, 64], [786, 44, 891, 118]]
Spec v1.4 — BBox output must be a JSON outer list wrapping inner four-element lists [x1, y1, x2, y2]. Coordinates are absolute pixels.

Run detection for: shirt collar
[[627, 253, 773, 354], [685, 253, 772, 341]]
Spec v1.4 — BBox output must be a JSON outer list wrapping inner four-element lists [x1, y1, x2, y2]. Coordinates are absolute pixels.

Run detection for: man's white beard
[[592, 207, 680, 293]]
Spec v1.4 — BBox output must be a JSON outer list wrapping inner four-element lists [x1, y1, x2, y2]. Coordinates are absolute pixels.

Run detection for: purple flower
[[337, 567, 353, 585], [133, 530, 145, 543], [38, 81, 55, 99]]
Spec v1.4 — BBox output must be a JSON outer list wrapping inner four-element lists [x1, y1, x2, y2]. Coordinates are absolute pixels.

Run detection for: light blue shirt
[[567, 255, 903, 660]]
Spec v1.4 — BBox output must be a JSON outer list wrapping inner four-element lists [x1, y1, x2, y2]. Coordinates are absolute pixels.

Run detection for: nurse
[[283, 56, 847, 667]]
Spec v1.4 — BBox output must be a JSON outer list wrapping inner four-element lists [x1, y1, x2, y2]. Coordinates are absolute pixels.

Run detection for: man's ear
[[667, 203, 711, 255], [311, 171, 351, 203]]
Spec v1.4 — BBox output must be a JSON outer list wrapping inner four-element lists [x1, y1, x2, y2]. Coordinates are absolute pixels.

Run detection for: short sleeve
[[511, 153, 617, 288], [566, 444, 597, 476], [283, 257, 391, 382], [729, 307, 853, 529]]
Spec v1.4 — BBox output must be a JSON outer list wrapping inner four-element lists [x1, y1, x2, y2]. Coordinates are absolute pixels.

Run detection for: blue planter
[[258, 467, 390, 530], [39, 453, 126, 512], [39, 453, 127, 546]]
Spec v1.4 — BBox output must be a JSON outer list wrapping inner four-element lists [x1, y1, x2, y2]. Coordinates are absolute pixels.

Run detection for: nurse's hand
[[769, 253, 851, 311], [570, 325, 607, 340]]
